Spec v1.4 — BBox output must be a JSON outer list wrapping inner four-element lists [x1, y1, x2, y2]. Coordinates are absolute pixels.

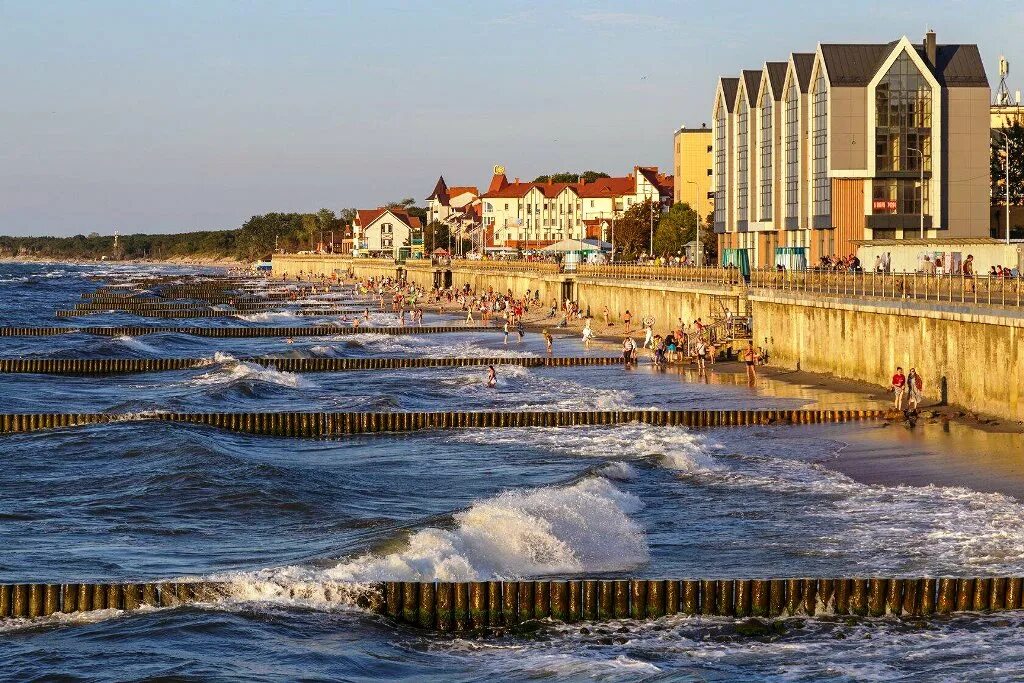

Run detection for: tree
[[339, 208, 357, 224], [613, 198, 658, 260], [316, 208, 336, 232], [533, 170, 610, 183], [991, 122, 1024, 237], [653, 202, 698, 257], [424, 220, 450, 253]]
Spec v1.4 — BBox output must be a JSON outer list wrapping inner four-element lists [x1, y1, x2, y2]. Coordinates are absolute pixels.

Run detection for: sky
[[1, 0, 1022, 236]]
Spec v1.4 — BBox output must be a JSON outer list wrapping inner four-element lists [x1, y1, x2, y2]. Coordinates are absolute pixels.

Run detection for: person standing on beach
[[543, 329, 553, 354], [503, 319, 510, 344], [906, 368, 923, 411], [695, 337, 708, 373], [582, 318, 594, 348], [603, 306, 611, 327], [623, 310, 632, 334], [516, 320, 524, 343], [743, 342, 757, 383], [891, 366, 907, 410], [642, 321, 654, 350]]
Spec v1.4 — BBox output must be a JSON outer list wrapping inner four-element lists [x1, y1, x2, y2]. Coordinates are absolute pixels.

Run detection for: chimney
[[514, 177, 520, 184], [924, 30, 936, 66]]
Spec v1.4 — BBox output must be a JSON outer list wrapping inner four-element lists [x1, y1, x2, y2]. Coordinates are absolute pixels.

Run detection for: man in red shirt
[[891, 366, 907, 410]]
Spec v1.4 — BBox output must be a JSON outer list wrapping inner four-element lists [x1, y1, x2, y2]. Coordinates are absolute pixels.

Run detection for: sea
[[2, 262, 1024, 682]]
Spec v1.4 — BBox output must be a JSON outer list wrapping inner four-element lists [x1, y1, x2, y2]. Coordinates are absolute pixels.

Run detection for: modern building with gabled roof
[[712, 32, 991, 269]]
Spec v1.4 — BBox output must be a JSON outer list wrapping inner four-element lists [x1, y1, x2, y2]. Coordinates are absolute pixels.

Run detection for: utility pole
[[686, 180, 700, 266], [907, 147, 925, 239], [995, 129, 1012, 243]]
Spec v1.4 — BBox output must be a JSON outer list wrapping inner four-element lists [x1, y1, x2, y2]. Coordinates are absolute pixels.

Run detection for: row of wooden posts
[[379, 577, 1024, 631], [4, 577, 1023, 626], [0, 582, 224, 618], [0, 409, 889, 436], [56, 308, 378, 319], [0, 356, 624, 375], [0, 325, 491, 337]]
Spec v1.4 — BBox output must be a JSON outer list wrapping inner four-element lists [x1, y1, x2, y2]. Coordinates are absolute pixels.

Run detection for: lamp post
[[686, 180, 700, 266], [907, 147, 925, 239], [994, 129, 1012, 244]]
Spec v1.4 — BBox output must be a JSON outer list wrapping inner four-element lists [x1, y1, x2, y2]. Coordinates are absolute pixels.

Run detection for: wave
[[338, 334, 536, 358], [190, 353, 311, 389], [235, 311, 300, 323], [114, 335, 160, 355]]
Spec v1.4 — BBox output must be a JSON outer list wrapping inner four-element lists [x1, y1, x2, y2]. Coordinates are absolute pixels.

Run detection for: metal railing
[[447, 259, 561, 274], [751, 270, 1024, 308], [575, 264, 742, 285]]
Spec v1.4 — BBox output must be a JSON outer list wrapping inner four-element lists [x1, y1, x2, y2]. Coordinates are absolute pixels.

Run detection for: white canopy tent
[[540, 238, 611, 253]]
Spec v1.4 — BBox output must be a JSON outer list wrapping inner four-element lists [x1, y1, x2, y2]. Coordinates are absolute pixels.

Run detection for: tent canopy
[[541, 238, 611, 253]]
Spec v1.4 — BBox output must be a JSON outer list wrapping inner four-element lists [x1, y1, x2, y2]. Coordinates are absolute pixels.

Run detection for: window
[[784, 81, 799, 220], [874, 51, 932, 173], [811, 70, 830, 218], [485, 202, 493, 212], [590, 200, 594, 207], [707, 168, 713, 176], [707, 144, 713, 153], [759, 92, 773, 220], [714, 106, 727, 227], [504, 203, 509, 210], [871, 178, 928, 215], [736, 95, 749, 221]]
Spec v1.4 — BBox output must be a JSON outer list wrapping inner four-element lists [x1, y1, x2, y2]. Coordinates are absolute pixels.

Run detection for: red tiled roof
[[487, 173, 509, 194], [577, 176, 635, 197], [355, 207, 420, 231], [447, 186, 479, 197]]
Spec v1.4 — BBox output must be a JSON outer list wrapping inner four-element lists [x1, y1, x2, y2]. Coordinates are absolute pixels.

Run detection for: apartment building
[[713, 32, 990, 268], [673, 125, 713, 220], [481, 166, 674, 249]]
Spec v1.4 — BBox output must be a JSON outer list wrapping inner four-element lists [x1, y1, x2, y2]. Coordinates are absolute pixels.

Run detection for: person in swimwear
[[486, 365, 497, 388], [743, 341, 757, 383], [543, 329, 553, 353]]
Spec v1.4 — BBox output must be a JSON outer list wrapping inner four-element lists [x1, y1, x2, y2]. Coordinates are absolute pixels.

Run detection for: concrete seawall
[[750, 292, 1024, 421], [271, 255, 1023, 421]]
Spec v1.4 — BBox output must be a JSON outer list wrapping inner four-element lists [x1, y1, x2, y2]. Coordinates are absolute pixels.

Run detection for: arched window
[[713, 104, 727, 228], [811, 70, 830, 219], [759, 90, 773, 220], [736, 95, 749, 223], [784, 80, 799, 222]]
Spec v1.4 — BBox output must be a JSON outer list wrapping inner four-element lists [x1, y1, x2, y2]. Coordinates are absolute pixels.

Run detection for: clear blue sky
[[1, 0, 1021, 236]]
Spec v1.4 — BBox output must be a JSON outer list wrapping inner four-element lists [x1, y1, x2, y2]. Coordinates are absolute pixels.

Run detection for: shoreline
[[0, 255, 243, 268]]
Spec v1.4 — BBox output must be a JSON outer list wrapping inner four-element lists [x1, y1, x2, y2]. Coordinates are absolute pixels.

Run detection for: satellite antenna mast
[[995, 56, 1011, 105]]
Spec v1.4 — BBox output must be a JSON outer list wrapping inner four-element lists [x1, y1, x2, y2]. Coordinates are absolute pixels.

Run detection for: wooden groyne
[[0, 325, 493, 338], [0, 356, 624, 375], [0, 409, 888, 436], [2, 577, 1021, 627], [56, 308, 387, 319]]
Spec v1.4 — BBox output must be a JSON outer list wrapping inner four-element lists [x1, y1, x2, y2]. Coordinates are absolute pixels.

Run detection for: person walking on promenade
[[891, 366, 907, 410], [906, 368, 924, 411], [963, 254, 975, 294], [743, 342, 757, 384], [543, 329, 553, 354]]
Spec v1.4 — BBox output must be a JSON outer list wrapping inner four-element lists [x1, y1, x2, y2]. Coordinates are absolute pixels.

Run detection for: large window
[[784, 82, 799, 220], [811, 70, 830, 218], [714, 107, 727, 227], [759, 92, 773, 221], [736, 96, 749, 222], [875, 51, 932, 174], [871, 178, 928, 215]]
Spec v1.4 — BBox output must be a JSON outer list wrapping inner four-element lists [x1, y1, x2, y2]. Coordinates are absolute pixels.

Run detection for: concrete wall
[[944, 86, 991, 238], [751, 291, 1024, 420], [574, 278, 738, 329]]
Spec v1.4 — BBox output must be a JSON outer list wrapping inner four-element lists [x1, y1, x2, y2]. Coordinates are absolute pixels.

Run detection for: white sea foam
[[114, 335, 159, 355], [191, 353, 311, 389], [323, 333, 536, 359], [235, 311, 300, 322]]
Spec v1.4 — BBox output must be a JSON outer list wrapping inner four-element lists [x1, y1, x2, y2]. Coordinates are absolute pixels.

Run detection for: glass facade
[[871, 178, 928, 215], [874, 52, 932, 174], [714, 107, 726, 227], [784, 81, 799, 221], [759, 92, 773, 220], [811, 71, 830, 218], [736, 96, 749, 221]]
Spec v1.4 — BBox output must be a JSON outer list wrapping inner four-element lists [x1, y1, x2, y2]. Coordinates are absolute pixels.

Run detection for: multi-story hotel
[[673, 125, 713, 220], [712, 32, 991, 268], [481, 166, 674, 250]]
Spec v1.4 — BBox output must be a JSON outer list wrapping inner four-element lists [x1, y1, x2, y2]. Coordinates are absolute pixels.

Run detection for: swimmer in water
[[486, 365, 497, 388], [285, 337, 294, 345]]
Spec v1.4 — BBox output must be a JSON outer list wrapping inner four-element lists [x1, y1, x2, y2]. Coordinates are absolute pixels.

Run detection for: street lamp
[[994, 129, 1012, 244], [907, 146, 925, 239], [686, 180, 700, 266]]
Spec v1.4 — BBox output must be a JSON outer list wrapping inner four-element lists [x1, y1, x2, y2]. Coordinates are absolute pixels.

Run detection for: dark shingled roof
[[766, 62, 788, 99], [741, 70, 761, 104], [820, 40, 989, 88], [792, 53, 815, 92], [719, 77, 739, 112], [819, 42, 895, 86], [927, 44, 989, 87]]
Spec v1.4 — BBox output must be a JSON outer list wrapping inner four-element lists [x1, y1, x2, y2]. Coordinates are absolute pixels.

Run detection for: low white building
[[352, 207, 423, 259]]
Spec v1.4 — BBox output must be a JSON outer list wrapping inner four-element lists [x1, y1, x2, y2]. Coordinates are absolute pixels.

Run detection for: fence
[[576, 264, 741, 286], [751, 270, 1024, 307]]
